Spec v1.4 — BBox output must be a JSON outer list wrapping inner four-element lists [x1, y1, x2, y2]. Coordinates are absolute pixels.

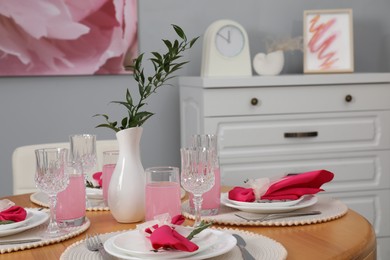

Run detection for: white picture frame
[[303, 9, 354, 74]]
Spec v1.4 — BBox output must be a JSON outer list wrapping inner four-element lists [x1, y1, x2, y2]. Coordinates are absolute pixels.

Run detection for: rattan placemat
[[182, 196, 348, 226]]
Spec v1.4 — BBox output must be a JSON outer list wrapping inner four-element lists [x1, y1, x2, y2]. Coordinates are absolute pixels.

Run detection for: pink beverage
[[145, 182, 181, 221], [102, 164, 116, 204], [57, 174, 86, 226], [189, 167, 221, 215]]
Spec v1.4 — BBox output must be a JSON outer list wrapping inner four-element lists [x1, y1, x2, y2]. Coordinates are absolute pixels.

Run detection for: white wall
[[1, 0, 389, 196]]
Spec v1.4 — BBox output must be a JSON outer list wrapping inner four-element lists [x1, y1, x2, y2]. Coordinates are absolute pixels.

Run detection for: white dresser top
[[179, 73, 390, 88]]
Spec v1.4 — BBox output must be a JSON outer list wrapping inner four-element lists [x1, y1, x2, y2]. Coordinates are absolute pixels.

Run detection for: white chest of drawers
[[179, 73, 390, 259]]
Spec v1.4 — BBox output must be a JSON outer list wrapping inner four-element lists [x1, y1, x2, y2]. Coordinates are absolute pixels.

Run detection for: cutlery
[[235, 210, 322, 222], [232, 234, 256, 260], [85, 234, 112, 260], [0, 238, 42, 245]]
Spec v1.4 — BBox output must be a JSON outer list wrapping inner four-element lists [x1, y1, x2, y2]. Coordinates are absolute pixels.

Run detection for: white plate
[[0, 209, 49, 237], [222, 193, 318, 213], [112, 226, 217, 259], [0, 210, 33, 231], [104, 229, 236, 260], [226, 193, 306, 208], [86, 188, 103, 200]]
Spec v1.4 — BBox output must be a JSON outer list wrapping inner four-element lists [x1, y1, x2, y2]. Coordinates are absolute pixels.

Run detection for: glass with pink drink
[[145, 166, 181, 221], [57, 162, 86, 226], [189, 134, 220, 215], [102, 150, 118, 205]]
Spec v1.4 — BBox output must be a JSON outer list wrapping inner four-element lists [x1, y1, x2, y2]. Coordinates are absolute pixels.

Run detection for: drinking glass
[[56, 161, 86, 227], [102, 150, 118, 205], [35, 148, 69, 237], [145, 166, 181, 221], [180, 147, 215, 227], [189, 134, 220, 215], [69, 134, 97, 183]]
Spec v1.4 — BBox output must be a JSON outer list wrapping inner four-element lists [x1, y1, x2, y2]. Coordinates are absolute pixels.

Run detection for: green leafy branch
[[94, 25, 199, 132], [186, 220, 213, 240]]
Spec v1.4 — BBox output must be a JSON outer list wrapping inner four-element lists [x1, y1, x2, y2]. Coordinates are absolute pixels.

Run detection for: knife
[[0, 238, 42, 245], [232, 234, 256, 260]]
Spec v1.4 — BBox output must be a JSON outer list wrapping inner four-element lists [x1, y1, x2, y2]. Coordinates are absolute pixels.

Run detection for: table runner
[[182, 196, 348, 226], [60, 228, 287, 260]]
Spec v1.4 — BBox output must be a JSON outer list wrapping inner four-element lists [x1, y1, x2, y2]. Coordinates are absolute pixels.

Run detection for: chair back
[[12, 140, 118, 195]]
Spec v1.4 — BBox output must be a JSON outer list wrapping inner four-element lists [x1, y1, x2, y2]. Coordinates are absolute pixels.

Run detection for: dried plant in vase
[[253, 36, 303, 76]]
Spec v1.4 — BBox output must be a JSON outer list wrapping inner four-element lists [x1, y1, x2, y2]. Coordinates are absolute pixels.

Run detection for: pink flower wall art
[[303, 9, 354, 73], [0, 0, 138, 76]]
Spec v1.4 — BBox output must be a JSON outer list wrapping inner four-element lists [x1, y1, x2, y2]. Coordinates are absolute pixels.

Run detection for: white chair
[[12, 140, 118, 195]]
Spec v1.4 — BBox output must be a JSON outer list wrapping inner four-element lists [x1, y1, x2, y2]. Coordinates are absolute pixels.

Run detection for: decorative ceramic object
[[108, 127, 145, 223], [253, 50, 284, 76]]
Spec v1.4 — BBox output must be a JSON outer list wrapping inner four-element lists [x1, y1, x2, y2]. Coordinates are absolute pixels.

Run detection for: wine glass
[[35, 148, 69, 237], [69, 134, 97, 207], [69, 134, 97, 183], [190, 134, 220, 216], [180, 147, 215, 227]]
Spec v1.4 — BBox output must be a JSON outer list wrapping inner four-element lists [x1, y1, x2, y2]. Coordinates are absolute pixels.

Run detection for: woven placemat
[[0, 210, 90, 254], [30, 192, 109, 211], [60, 227, 287, 260], [182, 196, 348, 226]]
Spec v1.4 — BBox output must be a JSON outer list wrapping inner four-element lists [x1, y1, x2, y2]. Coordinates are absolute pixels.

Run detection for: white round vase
[[108, 127, 145, 223], [253, 50, 284, 76]]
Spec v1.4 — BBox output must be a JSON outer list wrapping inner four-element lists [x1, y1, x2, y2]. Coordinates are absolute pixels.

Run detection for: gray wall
[[1, 0, 389, 196]]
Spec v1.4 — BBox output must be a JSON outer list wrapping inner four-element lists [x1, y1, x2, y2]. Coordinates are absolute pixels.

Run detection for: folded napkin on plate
[[260, 170, 334, 200], [144, 214, 198, 252], [0, 205, 27, 222], [228, 187, 256, 202], [92, 172, 103, 187]]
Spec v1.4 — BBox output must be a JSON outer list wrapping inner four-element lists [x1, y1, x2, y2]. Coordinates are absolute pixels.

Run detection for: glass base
[[58, 216, 85, 227], [188, 207, 219, 216]]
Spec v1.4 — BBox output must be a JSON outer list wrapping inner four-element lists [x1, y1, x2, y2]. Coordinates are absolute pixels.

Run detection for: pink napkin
[[145, 214, 198, 252], [228, 187, 256, 202], [149, 225, 199, 252], [92, 172, 103, 187], [260, 170, 334, 200], [0, 206, 27, 222]]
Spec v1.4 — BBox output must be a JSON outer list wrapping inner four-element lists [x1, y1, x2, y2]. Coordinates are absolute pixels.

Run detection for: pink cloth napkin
[[92, 172, 103, 187], [260, 170, 334, 200], [145, 214, 198, 252], [0, 205, 27, 222], [228, 187, 256, 202]]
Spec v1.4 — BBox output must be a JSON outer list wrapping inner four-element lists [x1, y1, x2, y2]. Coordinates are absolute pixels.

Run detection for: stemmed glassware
[[180, 147, 215, 227], [35, 148, 69, 237], [69, 134, 97, 182], [69, 134, 97, 207]]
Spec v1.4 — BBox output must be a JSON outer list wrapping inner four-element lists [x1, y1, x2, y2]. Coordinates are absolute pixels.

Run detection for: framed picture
[[0, 0, 138, 76], [303, 9, 354, 74]]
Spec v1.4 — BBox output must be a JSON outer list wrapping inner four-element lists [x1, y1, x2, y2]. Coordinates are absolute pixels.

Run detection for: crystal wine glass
[[180, 147, 215, 227], [69, 134, 97, 183], [35, 148, 69, 237]]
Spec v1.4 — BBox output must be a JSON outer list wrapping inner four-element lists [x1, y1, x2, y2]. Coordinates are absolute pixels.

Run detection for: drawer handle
[[284, 131, 318, 138], [250, 98, 259, 106], [345, 94, 353, 102]]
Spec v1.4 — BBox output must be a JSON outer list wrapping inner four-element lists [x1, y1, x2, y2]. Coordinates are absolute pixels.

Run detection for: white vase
[[108, 127, 145, 223], [253, 50, 284, 76]]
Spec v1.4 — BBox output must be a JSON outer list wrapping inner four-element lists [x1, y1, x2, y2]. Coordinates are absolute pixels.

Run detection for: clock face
[[215, 25, 245, 57]]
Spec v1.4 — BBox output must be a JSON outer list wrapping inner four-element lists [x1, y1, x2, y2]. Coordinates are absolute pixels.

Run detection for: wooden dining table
[[0, 192, 376, 260]]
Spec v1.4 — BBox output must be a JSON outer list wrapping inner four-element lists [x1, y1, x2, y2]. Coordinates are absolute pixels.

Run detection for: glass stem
[[47, 194, 59, 234], [192, 194, 203, 227]]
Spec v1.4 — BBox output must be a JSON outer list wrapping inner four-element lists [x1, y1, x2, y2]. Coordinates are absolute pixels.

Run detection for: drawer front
[[203, 83, 390, 117], [220, 150, 390, 192], [205, 111, 390, 158], [317, 190, 390, 238]]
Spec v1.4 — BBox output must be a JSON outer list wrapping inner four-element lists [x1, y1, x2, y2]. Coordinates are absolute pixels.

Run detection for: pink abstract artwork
[[303, 9, 353, 73], [0, 0, 138, 76]]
